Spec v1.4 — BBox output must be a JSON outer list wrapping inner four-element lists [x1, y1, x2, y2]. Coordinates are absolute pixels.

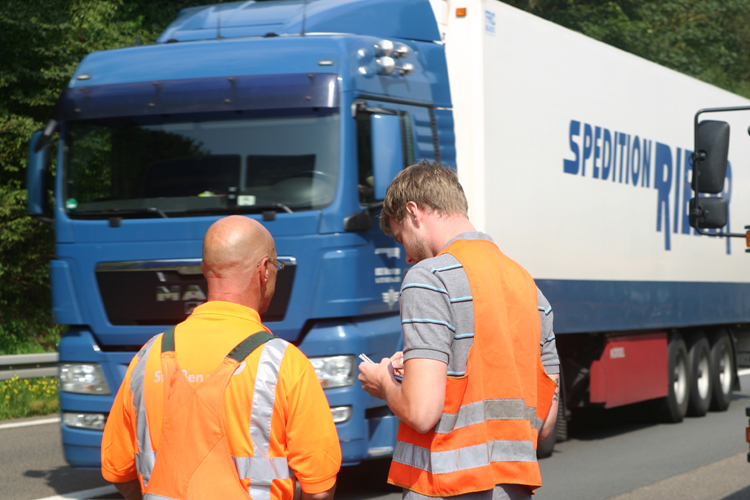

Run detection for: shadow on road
[[721, 484, 750, 500], [567, 391, 749, 442], [567, 400, 660, 441], [337, 458, 401, 499], [24, 465, 112, 496]]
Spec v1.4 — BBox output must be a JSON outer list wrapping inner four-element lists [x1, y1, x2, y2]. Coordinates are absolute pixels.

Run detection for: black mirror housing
[[692, 120, 729, 194], [689, 197, 727, 229]]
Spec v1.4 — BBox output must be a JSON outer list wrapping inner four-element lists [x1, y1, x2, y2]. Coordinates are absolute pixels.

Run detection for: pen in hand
[[359, 353, 403, 382]]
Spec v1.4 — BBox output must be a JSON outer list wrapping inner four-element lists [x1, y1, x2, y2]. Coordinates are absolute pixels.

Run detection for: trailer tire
[[659, 334, 690, 423], [555, 392, 568, 443], [709, 330, 734, 412], [686, 334, 712, 417]]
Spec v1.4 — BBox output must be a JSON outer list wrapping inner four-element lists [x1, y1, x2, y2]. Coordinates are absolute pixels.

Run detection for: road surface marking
[[33, 485, 118, 500], [0, 416, 60, 430]]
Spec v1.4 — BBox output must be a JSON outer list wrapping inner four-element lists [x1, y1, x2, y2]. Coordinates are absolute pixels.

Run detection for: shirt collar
[[189, 300, 262, 323], [444, 231, 494, 249]]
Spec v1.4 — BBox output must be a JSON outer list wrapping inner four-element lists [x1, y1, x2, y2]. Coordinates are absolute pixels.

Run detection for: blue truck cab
[[26, 0, 455, 468]]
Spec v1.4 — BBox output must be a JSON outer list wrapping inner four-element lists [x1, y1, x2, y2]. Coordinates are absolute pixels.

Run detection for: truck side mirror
[[692, 120, 729, 194], [27, 130, 48, 215], [689, 197, 727, 229], [371, 114, 404, 200]]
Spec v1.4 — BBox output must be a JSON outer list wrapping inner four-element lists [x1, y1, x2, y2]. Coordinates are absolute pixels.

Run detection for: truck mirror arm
[[34, 119, 58, 153], [690, 106, 750, 248], [343, 202, 383, 232]]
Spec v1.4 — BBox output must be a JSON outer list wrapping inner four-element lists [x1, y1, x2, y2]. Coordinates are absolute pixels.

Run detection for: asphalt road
[[3, 372, 749, 500]]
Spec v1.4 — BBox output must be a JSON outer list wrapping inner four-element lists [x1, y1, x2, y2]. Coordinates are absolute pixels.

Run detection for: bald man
[[102, 216, 341, 500]]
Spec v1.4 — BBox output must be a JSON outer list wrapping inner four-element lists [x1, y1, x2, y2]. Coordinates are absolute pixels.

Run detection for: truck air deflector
[[62, 73, 339, 121], [159, 0, 440, 43]]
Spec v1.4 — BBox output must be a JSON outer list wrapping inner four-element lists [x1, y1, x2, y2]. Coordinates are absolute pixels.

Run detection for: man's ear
[[259, 258, 269, 285], [405, 201, 421, 226]]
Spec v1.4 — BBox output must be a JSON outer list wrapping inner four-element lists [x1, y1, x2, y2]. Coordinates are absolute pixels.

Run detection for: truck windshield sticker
[[563, 119, 733, 254]]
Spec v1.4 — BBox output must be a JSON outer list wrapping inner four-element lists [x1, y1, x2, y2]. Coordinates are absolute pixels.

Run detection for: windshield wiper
[[186, 203, 294, 215], [72, 207, 169, 218]]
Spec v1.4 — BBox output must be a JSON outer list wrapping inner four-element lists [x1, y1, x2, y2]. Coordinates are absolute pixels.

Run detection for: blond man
[[359, 161, 559, 500]]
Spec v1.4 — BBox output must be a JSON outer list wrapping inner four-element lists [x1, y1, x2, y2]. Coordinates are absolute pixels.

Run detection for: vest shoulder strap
[[226, 331, 278, 362], [161, 327, 176, 353], [161, 325, 278, 360]]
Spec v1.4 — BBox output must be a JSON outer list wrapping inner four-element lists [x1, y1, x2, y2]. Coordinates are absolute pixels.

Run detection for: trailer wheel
[[659, 334, 689, 423], [709, 330, 734, 412], [686, 334, 712, 417]]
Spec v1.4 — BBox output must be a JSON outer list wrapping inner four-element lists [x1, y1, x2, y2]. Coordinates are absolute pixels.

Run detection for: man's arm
[[301, 484, 336, 500], [113, 480, 143, 500], [284, 348, 341, 499], [538, 373, 560, 442], [359, 356, 447, 434]]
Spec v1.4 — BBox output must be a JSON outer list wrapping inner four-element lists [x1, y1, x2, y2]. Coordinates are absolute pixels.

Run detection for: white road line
[[33, 485, 118, 500], [0, 416, 60, 430]]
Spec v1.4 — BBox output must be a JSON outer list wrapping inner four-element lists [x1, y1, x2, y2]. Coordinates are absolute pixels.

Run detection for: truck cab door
[[346, 100, 414, 315]]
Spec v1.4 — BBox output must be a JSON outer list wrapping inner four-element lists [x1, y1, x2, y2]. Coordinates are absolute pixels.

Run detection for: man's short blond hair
[[380, 160, 468, 236]]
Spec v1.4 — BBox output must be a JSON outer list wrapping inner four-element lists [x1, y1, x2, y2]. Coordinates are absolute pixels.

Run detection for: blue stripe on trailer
[[537, 279, 750, 334]]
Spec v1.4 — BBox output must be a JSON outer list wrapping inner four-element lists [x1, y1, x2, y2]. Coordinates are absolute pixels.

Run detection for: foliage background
[[0, 0, 224, 353], [1, 0, 750, 353]]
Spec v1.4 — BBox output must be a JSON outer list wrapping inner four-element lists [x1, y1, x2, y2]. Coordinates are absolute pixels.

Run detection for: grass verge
[[0, 319, 63, 355], [0, 375, 59, 420]]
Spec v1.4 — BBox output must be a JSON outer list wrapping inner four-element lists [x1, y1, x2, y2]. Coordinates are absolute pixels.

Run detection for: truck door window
[[356, 110, 414, 205]]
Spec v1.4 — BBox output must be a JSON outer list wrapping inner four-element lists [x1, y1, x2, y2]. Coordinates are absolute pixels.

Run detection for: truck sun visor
[[62, 73, 339, 121]]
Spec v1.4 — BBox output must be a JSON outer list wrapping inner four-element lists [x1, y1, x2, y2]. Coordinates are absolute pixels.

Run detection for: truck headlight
[[63, 412, 107, 431], [310, 355, 355, 388], [59, 363, 111, 395], [330, 406, 352, 424]]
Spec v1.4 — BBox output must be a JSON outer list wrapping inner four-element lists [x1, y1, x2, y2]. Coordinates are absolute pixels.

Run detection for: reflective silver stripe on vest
[[393, 439, 537, 474], [131, 335, 159, 487], [433, 398, 544, 434], [232, 338, 291, 500], [233, 456, 295, 481]]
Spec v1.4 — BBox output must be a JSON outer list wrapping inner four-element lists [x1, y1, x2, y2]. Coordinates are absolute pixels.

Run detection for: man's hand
[[358, 356, 399, 400], [301, 484, 336, 500], [390, 351, 404, 378], [539, 373, 560, 442], [359, 353, 447, 434]]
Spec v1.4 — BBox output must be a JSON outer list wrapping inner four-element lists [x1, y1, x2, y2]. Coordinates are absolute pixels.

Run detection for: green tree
[[0, 0, 222, 352]]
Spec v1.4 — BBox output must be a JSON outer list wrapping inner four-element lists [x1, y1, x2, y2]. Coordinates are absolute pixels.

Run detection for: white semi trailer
[[434, 0, 749, 454]]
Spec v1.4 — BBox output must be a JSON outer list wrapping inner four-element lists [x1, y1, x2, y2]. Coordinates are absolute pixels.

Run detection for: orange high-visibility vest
[[388, 239, 557, 496], [130, 326, 292, 500]]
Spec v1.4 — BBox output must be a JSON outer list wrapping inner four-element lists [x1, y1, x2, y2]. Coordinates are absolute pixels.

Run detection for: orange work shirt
[[102, 301, 341, 498]]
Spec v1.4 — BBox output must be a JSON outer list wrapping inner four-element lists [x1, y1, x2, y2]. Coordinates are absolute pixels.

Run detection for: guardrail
[[0, 353, 58, 381]]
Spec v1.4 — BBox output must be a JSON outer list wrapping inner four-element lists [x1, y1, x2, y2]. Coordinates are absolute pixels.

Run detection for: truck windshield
[[63, 111, 340, 217]]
